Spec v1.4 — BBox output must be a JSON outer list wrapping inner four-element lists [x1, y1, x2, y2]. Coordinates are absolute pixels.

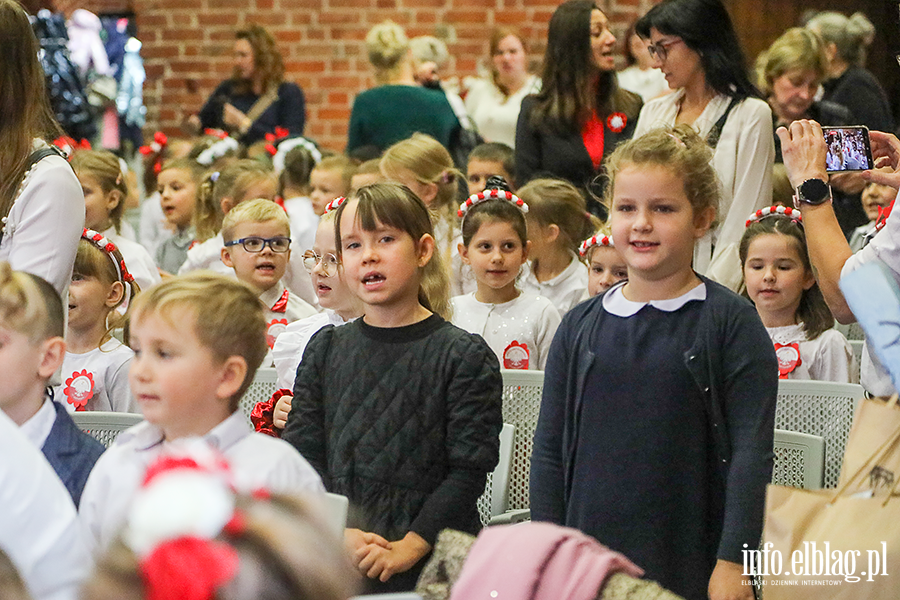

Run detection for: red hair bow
[[141, 537, 239, 600], [264, 127, 291, 156], [204, 128, 228, 140]]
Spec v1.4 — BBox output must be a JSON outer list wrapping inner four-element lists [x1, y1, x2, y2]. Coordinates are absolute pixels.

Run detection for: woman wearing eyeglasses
[[515, 0, 642, 217], [633, 0, 774, 291]]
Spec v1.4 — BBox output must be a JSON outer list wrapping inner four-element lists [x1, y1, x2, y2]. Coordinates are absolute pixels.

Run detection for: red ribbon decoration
[[774, 342, 802, 379], [141, 537, 239, 600], [606, 112, 628, 134], [204, 128, 228, 140], [876, 198, 894, 232], [270, 289, 289, 313], [250, 389, 292, 438]]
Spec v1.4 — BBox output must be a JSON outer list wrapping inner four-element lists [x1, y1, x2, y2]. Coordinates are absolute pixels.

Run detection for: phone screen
[[823, 126, 873, 173]]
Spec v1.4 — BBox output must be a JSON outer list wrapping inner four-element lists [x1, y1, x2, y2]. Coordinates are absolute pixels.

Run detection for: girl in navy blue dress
[[531, 124, 777, 600]]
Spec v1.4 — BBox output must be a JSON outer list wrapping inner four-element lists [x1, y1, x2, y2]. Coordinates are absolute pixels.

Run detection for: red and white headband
[[458, 189, 528, 220], [579, 234, 614, 258], [745, 205, 802, 228], [82, 229, 135, 285], [323, 196, 346, 214]]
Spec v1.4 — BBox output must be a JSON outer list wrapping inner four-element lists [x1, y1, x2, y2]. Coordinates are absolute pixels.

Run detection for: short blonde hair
[[314, 156, 357, 197], [221, 198, 290, 243], [755, 28, 828, 97], [380, 133, 462, 224], [71, 150, 129, 232], [130, 272, 267, 410], [0, 261, 63, 343], [195, 160, 276, 242]]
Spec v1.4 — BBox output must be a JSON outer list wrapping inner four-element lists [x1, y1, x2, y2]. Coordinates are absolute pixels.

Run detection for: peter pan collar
[[602, 280, 707, 317]]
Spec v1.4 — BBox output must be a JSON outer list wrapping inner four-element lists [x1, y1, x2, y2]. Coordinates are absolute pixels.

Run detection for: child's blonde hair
[[335, 182, 451, 320], [314, 156, 357, 195], [380, 133, 462, 234], [195, 160, 276, 242], [82, 493, 357, 600], [0, 261, 63, 343], [221, 198, 291, 243], [517, 178, 601, 258], [129, 272, 267, 410], [603, 124, 721, 222], [70, 150, 129, 232]]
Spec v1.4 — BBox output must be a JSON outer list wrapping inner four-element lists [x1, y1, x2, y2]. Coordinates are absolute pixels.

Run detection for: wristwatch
[[793, 178, 832, 209]]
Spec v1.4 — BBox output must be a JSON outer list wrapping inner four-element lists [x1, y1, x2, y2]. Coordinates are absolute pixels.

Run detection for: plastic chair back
[[71, 411, 143, 447], [239, 367, 279, 427], [773, 429, 825, 490], [848, 339, 863, 384], [477, 423, 515, 526], [500, 369, 544, 511], [834, 321, 865, 341], [775, 380, 863, 488]]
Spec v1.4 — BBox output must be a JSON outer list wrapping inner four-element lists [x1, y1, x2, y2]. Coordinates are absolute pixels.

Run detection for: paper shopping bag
[[761, 414, 900, 599], [838, 395, 900, 490]]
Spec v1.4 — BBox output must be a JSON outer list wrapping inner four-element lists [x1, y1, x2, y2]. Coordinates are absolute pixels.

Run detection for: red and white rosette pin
[[503, 341, 530, 370], [606, 112, 627, 133], [64, 369, 95, 410], [323, 196, 347, 215], [266, 318, 289, 349], [774, 342, 802, 379]]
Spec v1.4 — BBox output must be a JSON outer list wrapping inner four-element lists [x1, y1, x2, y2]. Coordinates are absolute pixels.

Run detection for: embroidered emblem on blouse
[[64, 369, 95, 410], [503, 341, 529, 370], [266, 318, 289, 349], [774, 343, 802, 379]]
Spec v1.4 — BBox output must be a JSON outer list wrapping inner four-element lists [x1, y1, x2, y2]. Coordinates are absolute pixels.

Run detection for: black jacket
[[515, 90, 642, 215], [283, 315, 502, 544]]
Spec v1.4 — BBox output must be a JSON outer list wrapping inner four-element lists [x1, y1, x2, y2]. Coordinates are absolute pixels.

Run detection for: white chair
[[319, 492, 349, 537], [239, 367, 279, 427], [834, 321, 866, 341], [772, 429, 825, 490], [71, 411, 143, 447], [848, 339, 863, 384], [476, 423, 515, 526], [776, 380, 864, 488], [499, 369, 544, 512]]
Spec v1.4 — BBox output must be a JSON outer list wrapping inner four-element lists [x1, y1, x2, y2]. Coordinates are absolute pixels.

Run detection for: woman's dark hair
[[635, 0, 760, 101], [622, 21, 639, 67], [530, 0, 640, 132], [739, 216, 834, 340]]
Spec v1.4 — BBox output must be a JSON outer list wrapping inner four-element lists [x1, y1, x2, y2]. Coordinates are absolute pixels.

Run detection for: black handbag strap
[[706, 97, 740, 150], [0, 145, 70, 245]]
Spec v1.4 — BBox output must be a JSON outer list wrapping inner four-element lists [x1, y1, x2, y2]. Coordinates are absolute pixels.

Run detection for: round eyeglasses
[[302, 250, 339, 277], [647, 38, 683, 63], [224, 236, 291, 253]]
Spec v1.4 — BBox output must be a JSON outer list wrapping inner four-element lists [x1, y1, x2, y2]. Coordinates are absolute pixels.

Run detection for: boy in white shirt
[[79, 271, 324, 555], [221, 199, 318, 350]]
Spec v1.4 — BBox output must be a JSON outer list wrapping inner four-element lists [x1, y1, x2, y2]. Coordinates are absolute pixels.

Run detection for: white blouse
[[464, 75, 540, 149], [767, 324, 854, 383]]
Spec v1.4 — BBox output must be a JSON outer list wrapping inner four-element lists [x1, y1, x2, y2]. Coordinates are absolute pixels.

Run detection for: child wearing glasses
[[221, 199, 317, 353]]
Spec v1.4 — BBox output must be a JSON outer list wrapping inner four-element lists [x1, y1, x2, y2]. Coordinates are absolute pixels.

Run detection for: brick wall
[[77, 0, 658, 151]]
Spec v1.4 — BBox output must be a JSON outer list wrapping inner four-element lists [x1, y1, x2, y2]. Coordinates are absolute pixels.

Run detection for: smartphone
[[823, 126, 873, 173]]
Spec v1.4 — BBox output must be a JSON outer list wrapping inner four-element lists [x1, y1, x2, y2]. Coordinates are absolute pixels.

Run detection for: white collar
[[121, 410, 251, 452], [259, 281, 288, 310], [602, 280, 707, 317], [767, 323, 807, 345], [20, 397, 57, 449]]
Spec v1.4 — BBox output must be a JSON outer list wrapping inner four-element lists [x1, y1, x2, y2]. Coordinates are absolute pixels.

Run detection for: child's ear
[[803, 269, 817, 291], [544, 224, 560, 244], [220, 197, 234, 215], [221, 247, 234, 268], [106, 189, 123, 212], [420, 182, 439, 206], [37, 337, 66, 379], [416, 233, 435, 267], [457, 242, 469, 264], [106, 281, 125, 308], [692, 206, 716, 238], [522, 240, 532, 262], [215, 356, 247, 401]]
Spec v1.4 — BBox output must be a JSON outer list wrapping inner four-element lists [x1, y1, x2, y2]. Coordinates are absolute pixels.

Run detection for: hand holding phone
[[823, 126, 874, 173]]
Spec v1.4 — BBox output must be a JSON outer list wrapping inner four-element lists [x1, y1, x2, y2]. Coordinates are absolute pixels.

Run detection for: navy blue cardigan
[[41, 400, 105, 507], [530, 277, 777, 563]]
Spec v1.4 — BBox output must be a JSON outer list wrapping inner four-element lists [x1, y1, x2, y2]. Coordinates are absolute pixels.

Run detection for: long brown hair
[[530, 0, 639, 132], [0, 0, 62, 220], [233, 24, 285, 95]]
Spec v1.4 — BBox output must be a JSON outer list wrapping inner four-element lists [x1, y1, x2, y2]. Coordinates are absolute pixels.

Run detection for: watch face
[[799, 179, 830, 205]]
